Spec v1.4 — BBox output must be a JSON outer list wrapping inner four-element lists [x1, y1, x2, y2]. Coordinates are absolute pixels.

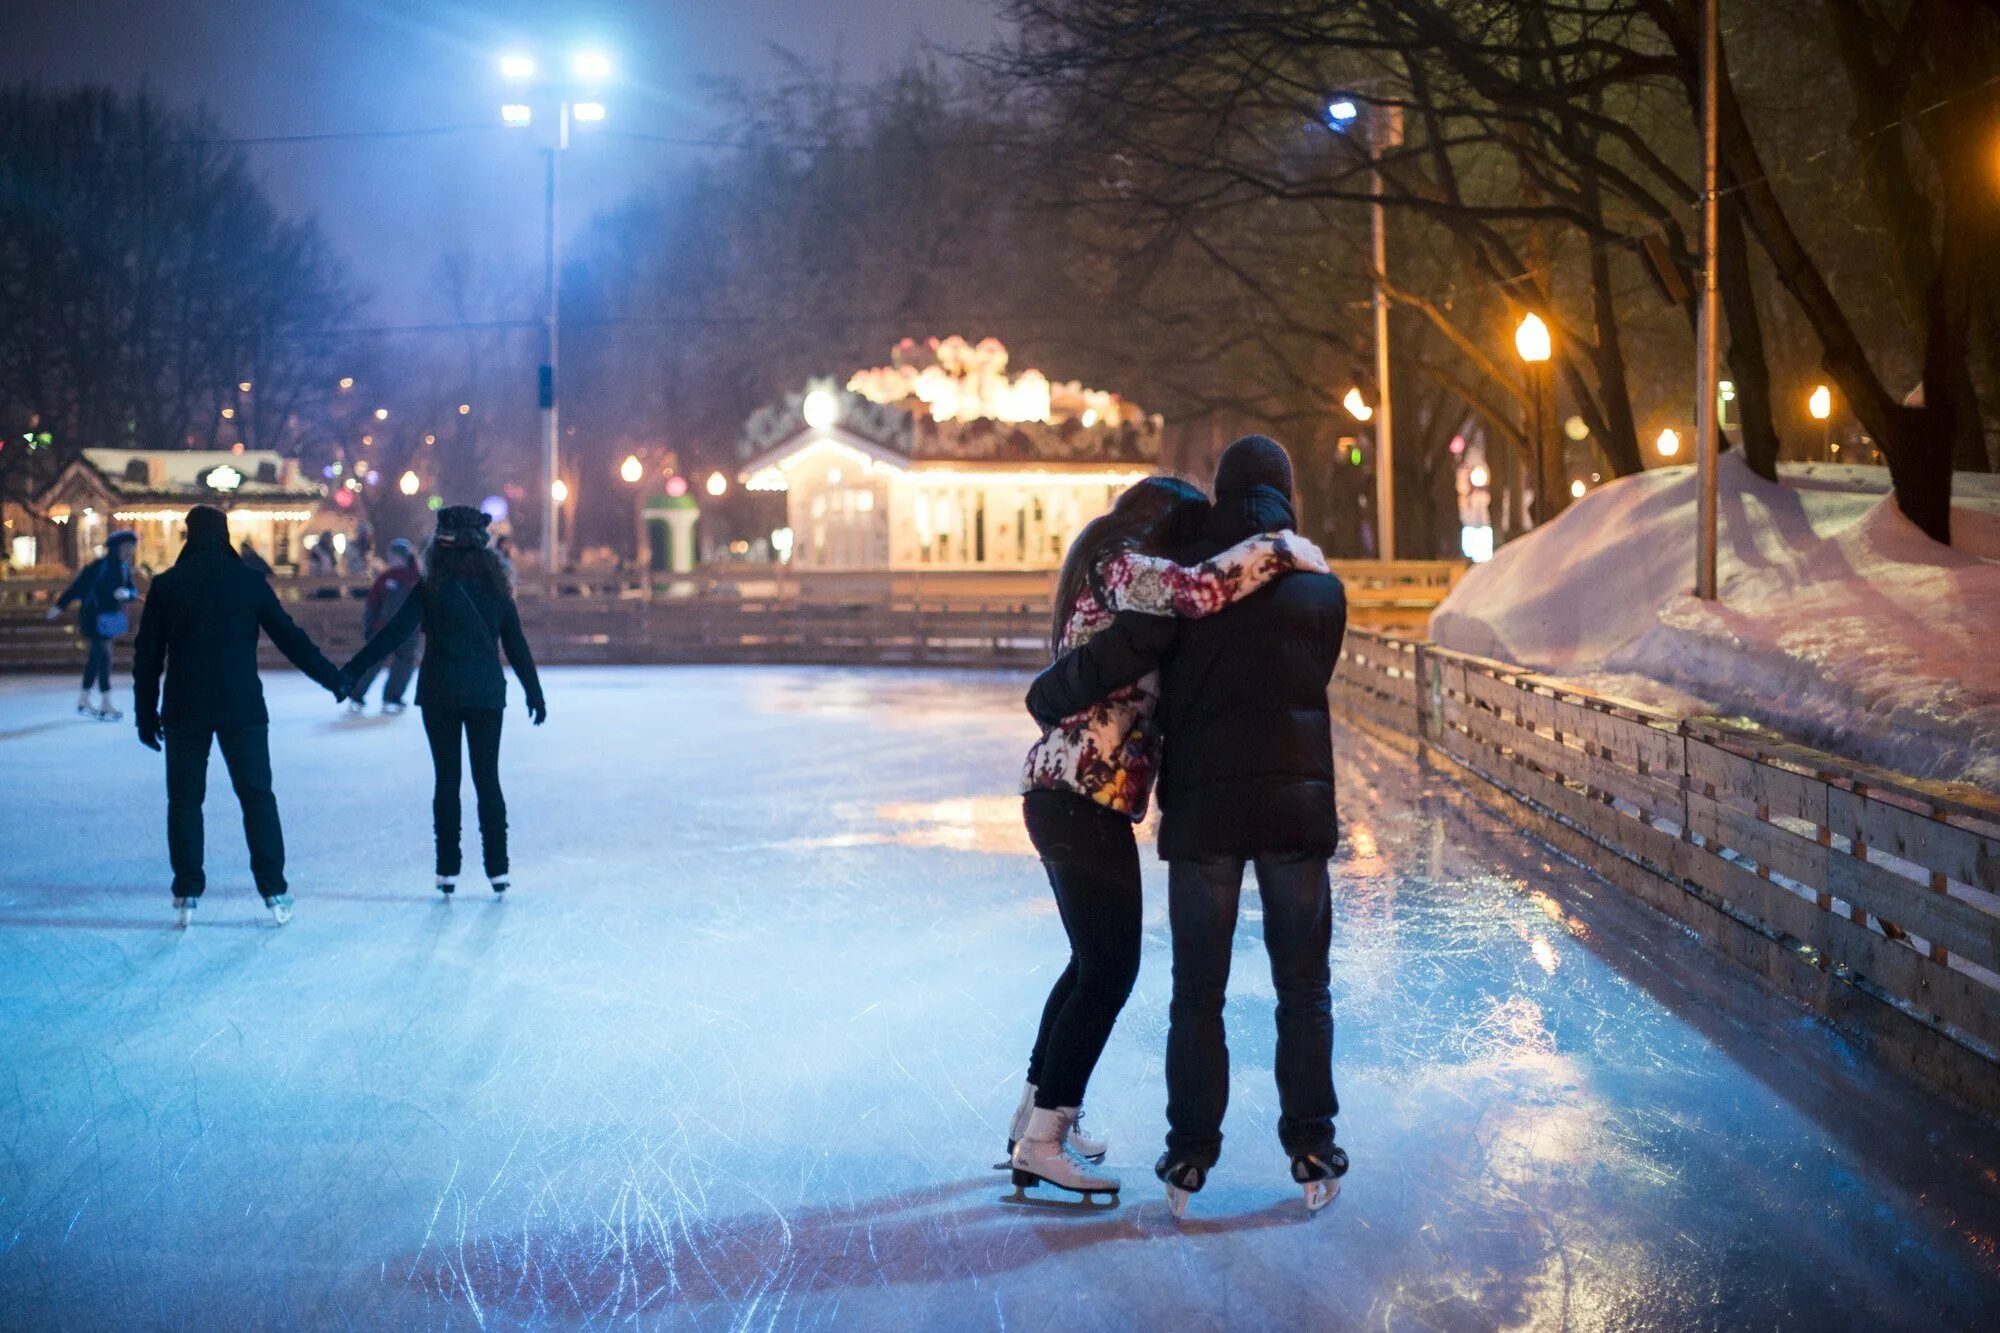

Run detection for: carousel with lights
[[737, 337, 1163, 570]]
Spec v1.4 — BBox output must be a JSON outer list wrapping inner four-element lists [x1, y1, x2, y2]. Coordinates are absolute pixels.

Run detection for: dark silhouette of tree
[[0, 86, 355, 516]]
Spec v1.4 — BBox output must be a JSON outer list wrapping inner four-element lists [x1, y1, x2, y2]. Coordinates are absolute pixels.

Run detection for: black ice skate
[[1004, 1107, 1119, 1209], [1155, 1154, 1208, 1220], [1291, 1146, 1348, 1214], [436, 876, 456, 897], [489, 876, 508, 895]]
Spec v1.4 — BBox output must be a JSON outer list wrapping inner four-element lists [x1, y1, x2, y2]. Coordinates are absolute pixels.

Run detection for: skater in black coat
[[131, 505, 348, 927], [1027, 435, 1351, 1215], [340, 505, 546, 896], [51, 529, 138, 720]]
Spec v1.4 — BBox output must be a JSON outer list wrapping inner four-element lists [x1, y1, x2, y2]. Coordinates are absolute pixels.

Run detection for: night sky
[[1, 1, 1005, 325]]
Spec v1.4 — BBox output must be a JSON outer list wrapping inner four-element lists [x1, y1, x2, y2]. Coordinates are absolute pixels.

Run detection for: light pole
[[1808, 383, 1833, 458], [1328, 94, 1402, 559], [1514, 312, 1553, 525], [501, 51, 611, 575]]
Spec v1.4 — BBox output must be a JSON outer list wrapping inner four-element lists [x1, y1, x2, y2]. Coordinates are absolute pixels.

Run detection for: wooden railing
[[0, 559, 1465, 671], [1330, 625, 2000, 1111]]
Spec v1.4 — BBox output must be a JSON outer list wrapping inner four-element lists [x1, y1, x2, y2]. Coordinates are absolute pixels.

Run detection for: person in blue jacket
[[341, 505, 546, 897], [50, 529, 139, 720]]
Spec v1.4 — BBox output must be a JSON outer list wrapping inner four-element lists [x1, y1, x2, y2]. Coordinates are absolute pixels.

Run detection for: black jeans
[[1165, 853, 1337, 1167], [81, 636, 111, 691], [422, 706, 507, 877], [1022, 790, 1143, 1110], [353, 635, 417, 704], [165, 723, 286, 898]]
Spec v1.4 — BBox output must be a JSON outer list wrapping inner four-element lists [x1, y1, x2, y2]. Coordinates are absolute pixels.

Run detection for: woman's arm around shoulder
[[1100, 530, 1329, 619]]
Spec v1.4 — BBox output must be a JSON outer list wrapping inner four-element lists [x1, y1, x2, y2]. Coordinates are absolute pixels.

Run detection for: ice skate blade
[[1303, 1178, 1340, 1214], [1001, 1185, 1119, 1211], [1165, 1184, 1190, 1219]]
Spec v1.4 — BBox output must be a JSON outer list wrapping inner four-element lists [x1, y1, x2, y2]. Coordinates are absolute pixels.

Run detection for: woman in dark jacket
[[50, 529, 139, 720], [341, 506, 546, 895]]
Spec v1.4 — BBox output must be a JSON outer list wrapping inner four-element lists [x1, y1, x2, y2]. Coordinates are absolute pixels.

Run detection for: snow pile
[[1431, 456, 2000, 791]]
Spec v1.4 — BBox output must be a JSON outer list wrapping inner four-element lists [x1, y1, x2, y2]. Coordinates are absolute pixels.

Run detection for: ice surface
[[2, 667, 1998, 1329], [1432, 458, 2000, 789]]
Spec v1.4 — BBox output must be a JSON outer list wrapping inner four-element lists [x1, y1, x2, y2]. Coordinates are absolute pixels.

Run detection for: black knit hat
[[433, 504, 491, 548], [185, 505, 230, 545], [1213, 434, 1294, 499]]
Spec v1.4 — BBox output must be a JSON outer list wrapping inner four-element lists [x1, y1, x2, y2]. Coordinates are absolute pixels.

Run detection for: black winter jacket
[[133, 535, 343, 729], [1028, 485, 1347, 861], [342, 575, 544, 713]]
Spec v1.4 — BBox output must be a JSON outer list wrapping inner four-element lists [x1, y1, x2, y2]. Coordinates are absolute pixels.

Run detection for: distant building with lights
[[26, 449, 347, 571], [737, 338, 1162, 571]]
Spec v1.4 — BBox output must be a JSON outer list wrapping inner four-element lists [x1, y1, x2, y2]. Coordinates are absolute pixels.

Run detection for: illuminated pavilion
[[737, 337, 1163, 571]]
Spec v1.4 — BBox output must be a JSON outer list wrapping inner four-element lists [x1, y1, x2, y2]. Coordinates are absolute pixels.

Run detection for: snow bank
[[1430, 457, 2000, 791]]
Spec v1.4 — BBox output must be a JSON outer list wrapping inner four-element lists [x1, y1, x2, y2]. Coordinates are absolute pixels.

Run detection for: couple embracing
[[1006, 435, 1349, 1218]]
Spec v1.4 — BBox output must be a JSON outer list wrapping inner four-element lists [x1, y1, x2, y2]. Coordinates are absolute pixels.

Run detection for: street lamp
[[705, 471, 728, 498], [1808, 383, 1834, 459], [501, 47, 613, 574], [1514, 312, 1554, 524], [399, 470, 421, 497], [1657, 427, 1683, 458], [1326, 90, 1402, 558], [618, 453, 653, 579]]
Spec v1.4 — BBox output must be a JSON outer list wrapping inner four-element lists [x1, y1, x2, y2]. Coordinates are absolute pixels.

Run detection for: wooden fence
[[1330, 625, 2000, 1112], [0, 559, 1464, 673]]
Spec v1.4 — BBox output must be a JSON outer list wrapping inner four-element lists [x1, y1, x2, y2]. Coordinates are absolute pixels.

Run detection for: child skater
[[1004, 476, 1327, 1205], [341, 505, 546, 896]]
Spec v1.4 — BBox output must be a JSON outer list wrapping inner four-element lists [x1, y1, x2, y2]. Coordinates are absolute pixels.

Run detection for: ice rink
[[2, 666, 1998, 1330]]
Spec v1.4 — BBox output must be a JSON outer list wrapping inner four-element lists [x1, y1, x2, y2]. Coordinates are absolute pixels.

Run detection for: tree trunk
[[1718, 184, 1781, 481]]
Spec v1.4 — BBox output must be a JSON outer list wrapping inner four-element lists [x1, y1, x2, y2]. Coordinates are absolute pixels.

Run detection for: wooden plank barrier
[[1326, 624, 2000, 1111]]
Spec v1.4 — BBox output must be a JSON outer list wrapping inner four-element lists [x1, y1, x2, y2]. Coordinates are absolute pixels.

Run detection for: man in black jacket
[[132, 505, 348, 927], [1027, 435, 1349, 1214]]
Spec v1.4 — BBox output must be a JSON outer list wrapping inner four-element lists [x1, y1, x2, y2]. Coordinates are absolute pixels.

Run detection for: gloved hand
[[528, 699, 547, 726], [331, 668, 352, 704], [137, 715, 161, 751]]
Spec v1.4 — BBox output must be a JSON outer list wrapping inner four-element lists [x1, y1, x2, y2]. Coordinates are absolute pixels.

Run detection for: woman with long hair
[[341, 506, 546, 896], [1006, 477, 1326, 1203]]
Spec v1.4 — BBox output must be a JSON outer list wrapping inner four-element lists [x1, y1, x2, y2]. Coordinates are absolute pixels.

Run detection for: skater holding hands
[[132, 505, 348, 927], [1008, 475, 1327, 1206], [340, 505, 545, 897]]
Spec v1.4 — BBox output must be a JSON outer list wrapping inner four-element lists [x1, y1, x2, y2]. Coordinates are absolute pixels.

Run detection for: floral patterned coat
[[1021, 530, 1328, 819]]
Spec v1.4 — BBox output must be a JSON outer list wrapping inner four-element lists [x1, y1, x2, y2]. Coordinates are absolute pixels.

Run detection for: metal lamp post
[[1515, 312, 1553, 525], [1328, 94, 1403, 559], [501, 51, 611, 576]]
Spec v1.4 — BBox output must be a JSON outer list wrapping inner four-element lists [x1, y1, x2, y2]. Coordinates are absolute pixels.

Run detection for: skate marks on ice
[[389, 1174, 1303, 1325], [3, 670, 2000, 1329]]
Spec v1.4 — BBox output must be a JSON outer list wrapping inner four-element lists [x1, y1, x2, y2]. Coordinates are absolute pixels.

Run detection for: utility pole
[[1370, 105, 1404, 561], [1695, 0, 1721, 600], [541, 103, 567, 577]]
